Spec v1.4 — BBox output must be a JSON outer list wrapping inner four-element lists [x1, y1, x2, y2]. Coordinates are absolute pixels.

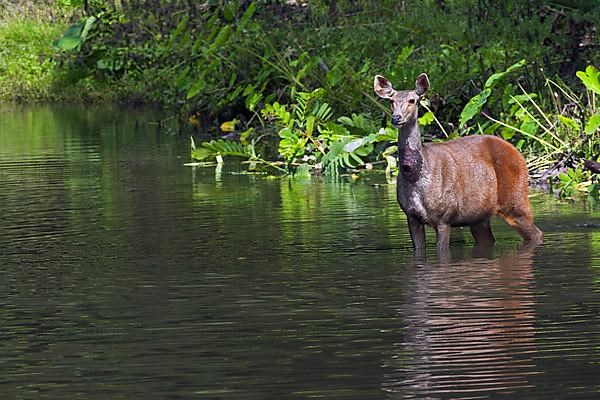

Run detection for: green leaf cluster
[[261, 89, 392, 174], [459, 59, 525, 129], [191, 138, 255, 161], [54, 16, 97, 51], [576, 66, 600, 95]]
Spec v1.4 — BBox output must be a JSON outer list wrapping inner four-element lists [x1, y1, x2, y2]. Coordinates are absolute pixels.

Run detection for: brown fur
[[374, 74, 543, 252]]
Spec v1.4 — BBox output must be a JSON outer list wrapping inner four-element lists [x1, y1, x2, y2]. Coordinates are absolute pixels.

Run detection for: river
[[1, 105, 599, 399]]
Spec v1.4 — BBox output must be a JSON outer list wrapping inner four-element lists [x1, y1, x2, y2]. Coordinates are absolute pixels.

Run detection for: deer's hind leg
[[499, 206, 543, 245], [495, 156, 543, 245], [470, 217, 495, 245]]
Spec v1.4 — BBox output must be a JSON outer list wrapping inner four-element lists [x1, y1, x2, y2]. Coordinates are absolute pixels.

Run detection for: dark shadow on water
[[384, 244, 540, 399]]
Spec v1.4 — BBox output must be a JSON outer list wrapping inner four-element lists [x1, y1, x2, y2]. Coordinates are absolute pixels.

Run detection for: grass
[[0, 17, 65, 102]]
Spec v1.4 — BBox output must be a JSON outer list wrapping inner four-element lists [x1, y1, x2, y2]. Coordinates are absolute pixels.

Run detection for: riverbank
[[1, 1, 598, 198]]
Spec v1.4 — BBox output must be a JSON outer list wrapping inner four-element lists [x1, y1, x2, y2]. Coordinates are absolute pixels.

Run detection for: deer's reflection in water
[[384, 244, 540, 399]]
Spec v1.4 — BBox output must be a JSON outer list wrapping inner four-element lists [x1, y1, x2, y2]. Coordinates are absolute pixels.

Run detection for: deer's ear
[[415, 73, 430, 96], [374, 75, 395, 99]]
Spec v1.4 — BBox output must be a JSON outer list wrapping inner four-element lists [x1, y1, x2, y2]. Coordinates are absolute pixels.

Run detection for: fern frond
[[191, 139, 254, 161], [321, 134, 380, 175]]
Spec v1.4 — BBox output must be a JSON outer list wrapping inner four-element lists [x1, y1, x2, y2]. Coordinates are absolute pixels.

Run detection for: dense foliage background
[[1, 0, 598, 197]]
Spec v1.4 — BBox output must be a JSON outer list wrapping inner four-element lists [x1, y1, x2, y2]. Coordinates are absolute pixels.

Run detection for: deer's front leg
[[435, 223, 451, 251], [407, 216, 425, 249]]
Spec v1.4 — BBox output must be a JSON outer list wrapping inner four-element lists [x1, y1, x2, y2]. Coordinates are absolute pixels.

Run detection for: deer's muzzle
[[391, 114, 405, 126]]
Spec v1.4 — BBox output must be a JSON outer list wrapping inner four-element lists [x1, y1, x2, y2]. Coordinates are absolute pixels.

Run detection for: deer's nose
[[391, 114, 403, 125]]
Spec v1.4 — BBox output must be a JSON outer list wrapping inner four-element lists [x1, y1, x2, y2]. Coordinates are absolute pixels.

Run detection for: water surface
[[1, 106, 599, 399]]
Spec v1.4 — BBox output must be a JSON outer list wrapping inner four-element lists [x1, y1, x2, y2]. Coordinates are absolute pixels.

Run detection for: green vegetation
[[459, 62, 599, 199], [1, 0, 598, 198], [0, 10, 65, 101]]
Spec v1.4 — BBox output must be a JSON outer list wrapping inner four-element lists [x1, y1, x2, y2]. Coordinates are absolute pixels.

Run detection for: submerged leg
[[515, 217, 544, 244], [470, 218, 495, 245], [435, 223, 451, 251], [407, 216, 425, 250], [500, 209, 543, 245], [434, 223, 451, 262]]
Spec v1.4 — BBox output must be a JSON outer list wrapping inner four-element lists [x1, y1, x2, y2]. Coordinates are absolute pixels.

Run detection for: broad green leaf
[[385, 155, 397, 176], [344, 137, 369, 153], [500, 127, 516, 140], [60, 22, 83, 38], [376, 127, 398, 141], [240, 128, 254, 145], [418, 111, 435, 126], [186, 78, 205, 99], [208, 25, 231, 54], [172, 15, 189, 38], [558, 115, 580, 131], [324, 121, 350, 137], [459, 89, 491, 128], [306, 115, 315, 136], [508, 93, 537, 104], [191, 147, 213, 160], [315, 103, 332, 121], [326, 140, 343, 158], [558, 172, 570, 183], [514, 106, 528, 121], [484, 59, 526, 90], [238, 2, 256, 31], [223, 3, 236, 22], [342, 152, 353, 167], [175, 66, 191, 90], [326, 67, 343, 87], [383, 145, 397, 157], [243, 84, 255, 96], [263, 102, 291, 125], [54, 23, 83, 50], [337, 116, 353, 126], [58, 0, 84, 8], [482, 122, 500, 135], [296, 56, 318, 82], [350, 152, 364, 165], [515, 139, 524, 150], [55, 36, 82, 51], [245, 92, 261, 112], [355, 142, 374, 157], [397, 45, 415, 65], [168, 14, 188, 50], [191, 139, 254, 161], [279, 127, 295, 140], [585, 114, 600, 135], [80, 16, 97, 41], [520, 120, 539, 136], [576, 65, 600, 94]]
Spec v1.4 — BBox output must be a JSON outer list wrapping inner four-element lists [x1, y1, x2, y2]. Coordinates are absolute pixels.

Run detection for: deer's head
[[374, 74, 429, 127]]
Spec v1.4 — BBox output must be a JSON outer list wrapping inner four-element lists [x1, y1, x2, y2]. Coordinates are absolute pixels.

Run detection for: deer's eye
[[408, 98, 416, 105]]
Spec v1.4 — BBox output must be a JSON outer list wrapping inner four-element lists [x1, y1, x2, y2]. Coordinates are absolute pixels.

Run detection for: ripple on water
[[1, 106, 599, 399]]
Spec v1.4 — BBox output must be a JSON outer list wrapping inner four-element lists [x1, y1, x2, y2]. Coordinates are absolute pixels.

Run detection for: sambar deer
[[374, 73, 543, 252]]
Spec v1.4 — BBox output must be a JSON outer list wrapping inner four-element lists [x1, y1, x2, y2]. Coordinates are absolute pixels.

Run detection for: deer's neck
[[397, 121, 424, 184]]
